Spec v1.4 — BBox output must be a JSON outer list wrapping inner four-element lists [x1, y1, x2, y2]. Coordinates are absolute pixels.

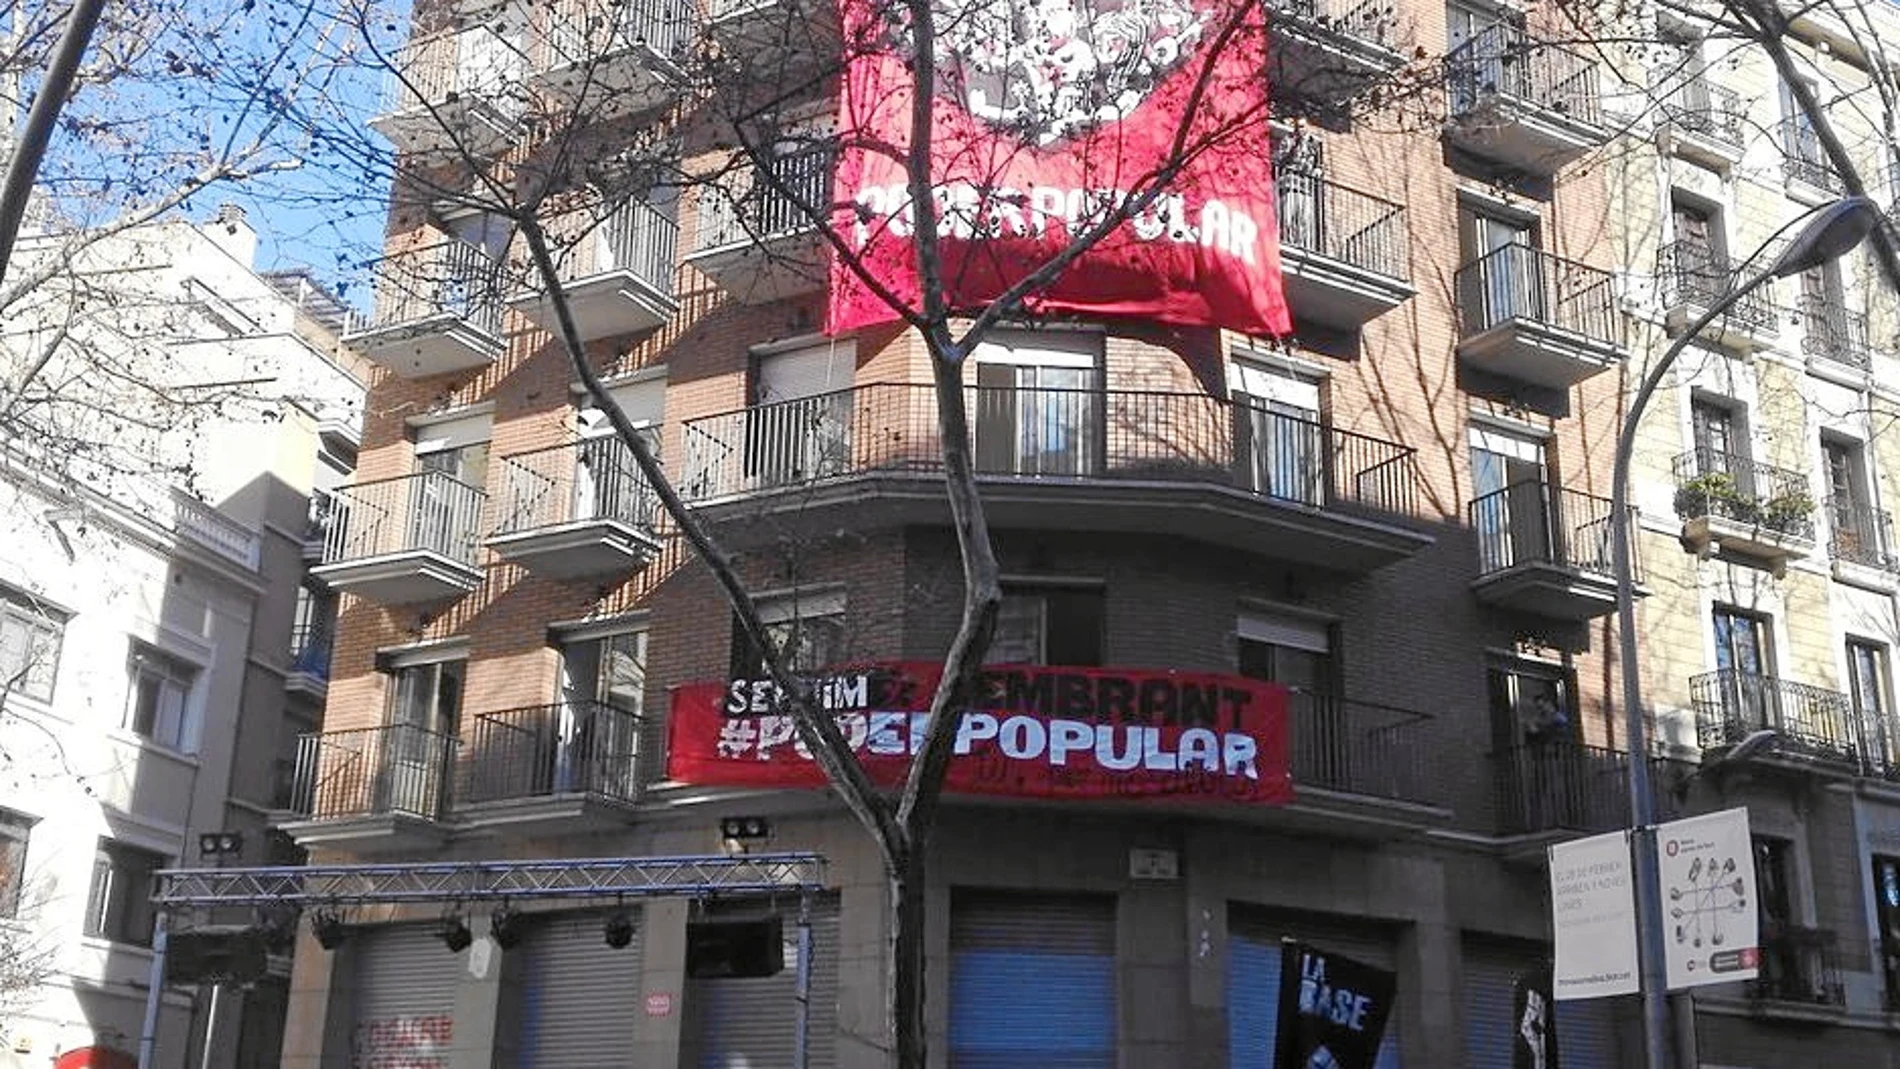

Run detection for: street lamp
[[1611, 195, 1879, 1069]]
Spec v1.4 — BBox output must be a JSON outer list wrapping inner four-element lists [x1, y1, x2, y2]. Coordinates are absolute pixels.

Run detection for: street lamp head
[[1725, 728, 1781, 764], [1767, 196, 1881, 278]]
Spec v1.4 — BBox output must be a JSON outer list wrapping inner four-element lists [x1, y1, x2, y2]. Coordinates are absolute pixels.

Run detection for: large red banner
[[667, 662, 1292, 804], [825, 0, 1290, 336]]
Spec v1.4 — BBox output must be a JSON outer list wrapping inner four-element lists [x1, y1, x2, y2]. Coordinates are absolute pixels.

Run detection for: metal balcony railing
[[1779, 116, 1841, 193], [1748, 925, 1846, 1008], [1456, 244, 1620, 348], [1656, 241, 1778, 336], [461, 701, 643, 805], [1275, 171, 1410, 281], [1827, 498, 1896, 571], [289, 621, 333, 681], [1288, 692, 1439, 804], [357, 239, 503, 337], [1663, 80, 1744, 147], [544, 0, 694, 68], [1797, 293, 1870, 370], [379, 27, 525, 116], [321, 471, 487, 566], [1691, 669, 1858, 763], [1445, 23, 1603, 127], [1671, 449, 1816, 541], [493, 438, 659, 535], [542, 201, 679, 297], [679, 383, 1421, 519], [1470, 481, 1637, 580], [696, 145, 833, 250], [1270, 0, 1400, 50], [288, 724, 459, 822], [172, 491, 262, 570], [1494, 742, 1641, 834]]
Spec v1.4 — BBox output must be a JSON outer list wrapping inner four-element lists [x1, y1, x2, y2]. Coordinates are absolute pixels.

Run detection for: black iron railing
[[696, 145, 834, 250], [1748, 925, 1846, 1008], [355, 239, 503, 337], [1664, 80, 1744, 147], [462, 701, 643, 805], [1455, 244, 1620, 348], [1827, 498, 1895, 571], [1445, 23, 1603, 127], [494, 438, 659, 536], [288, 724, 459, 822], [1275, 171, 1410, 281], [1779, 116, 1841, 193], [1657, 241, 1778, 336], [679, 383, 1421, 519], [1288, 692, 1439, 804], [289, 621, 332, 682], [1494, 742, 1636, 834], [321, 470, 487, 566], [1470, 481, 1636, 580], [1797, 293, 1870, 370], [1270, 0, 1400, 50], [1671, 449, 1815, 541], [1691, 669, 1858, 763]]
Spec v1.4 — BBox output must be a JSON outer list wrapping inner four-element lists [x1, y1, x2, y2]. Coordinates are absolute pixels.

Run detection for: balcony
[[486, 438, 661, 580], [680, 383, 1431, 573], [172, 491, 261, 570], [1658, 81, 1745, 169], [1274, 171, 1414, 328], [1797, 294, 1871, 376], [1266, 0, 1407, 104], [1469, 483, 1632, 621], [1691, 669, 1859, 767], [311, 471, 486, 605], [1673, 450, 1816, 572], [1443, 24, 1607, 174], [369, 26, 524, 157], [1657, 242, 1779, 352], [509, 201, 678, 342], [1780, 117, 1842, 197], [1747, 925, 1846, 1016], [686, 146, 832, 304], [1285, 693, 1448, 833], [1493, 742, 1647, 836], [343, 240, 504, 379], [534, 0, 691, 116], [1455, 245, 1624, 389], [1827, 499, 1897, 587], [459, 701, 643, 831], [279, 725, 458, 850], [286, 621, 332, 702], [706, 0, 836, 70]]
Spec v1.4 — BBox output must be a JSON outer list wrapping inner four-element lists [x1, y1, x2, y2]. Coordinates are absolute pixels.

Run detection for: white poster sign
[[1549, 830, 1640, 1000], [1656, 807, 1759, 991]]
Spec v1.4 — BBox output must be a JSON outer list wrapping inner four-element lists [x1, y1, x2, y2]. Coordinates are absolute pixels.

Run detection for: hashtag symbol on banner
[[716, 718, 759, 758]]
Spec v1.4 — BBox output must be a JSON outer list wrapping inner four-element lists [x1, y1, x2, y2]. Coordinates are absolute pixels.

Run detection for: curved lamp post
[[1611, 195, 1880, 1069]]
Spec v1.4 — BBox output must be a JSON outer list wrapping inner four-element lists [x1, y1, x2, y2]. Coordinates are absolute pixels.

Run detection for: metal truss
[[154, 852, 826, 911]]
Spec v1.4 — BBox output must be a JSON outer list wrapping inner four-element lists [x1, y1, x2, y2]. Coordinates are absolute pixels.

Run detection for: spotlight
[[720, 816, 772, 841], [311, 909, 348, 951], [439, 915, 473, 953], [603, 911, 635, 950], [489, 908, 524, 950]]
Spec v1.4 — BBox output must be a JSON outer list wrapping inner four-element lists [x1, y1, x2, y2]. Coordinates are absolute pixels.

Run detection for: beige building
[[274, 0, 1900, 1065]]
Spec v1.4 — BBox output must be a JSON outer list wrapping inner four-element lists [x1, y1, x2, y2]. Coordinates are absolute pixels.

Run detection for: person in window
[[1520, 682, 1577, 828], [1521, 685, 1570, 744]]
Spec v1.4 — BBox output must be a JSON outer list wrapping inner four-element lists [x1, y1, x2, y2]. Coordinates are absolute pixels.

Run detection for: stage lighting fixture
[[439, 915, 473, 953], [603, 911, 635, 950], [311, 909, 348, 951]]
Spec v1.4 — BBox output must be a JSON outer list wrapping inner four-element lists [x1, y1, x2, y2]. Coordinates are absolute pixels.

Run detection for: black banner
[[1512, 964, 1560, 1069], [1274, 940, 1397, 1069]]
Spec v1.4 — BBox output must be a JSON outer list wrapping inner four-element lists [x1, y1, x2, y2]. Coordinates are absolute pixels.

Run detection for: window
[[1469, 427, 1550, 571], [1780, 78, 1828, 180], [730, 592, 847, 677], [387, 657, 464, 737], [986, 585, 1105, 667], [0, 588, 65, 703], [1236, 612, 1334, 695], [290, 581, 336, 678], [1800, 264, 1852, 360], [1848, 639, 1891, 762], [1670, 199, 1728, 301], [1232, 360, 1323, 504], [745, 341, 853, 488], [1873, 855, 1900, 1011], [972, 330, 1103, 477], [85, 840, 164, 946], [1711, 606, 1771, 677], [380, 653, 465, 818], [1458, 206, 1541, 328], [0, 810, 31, 918], [1752, 835, 1822, 1001], [1487, 661, 1573, 749], [127, 645, 199, 752], [1691, 397, 1745, 479]]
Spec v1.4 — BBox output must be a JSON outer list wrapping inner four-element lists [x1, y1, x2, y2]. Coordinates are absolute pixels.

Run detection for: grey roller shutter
[[1463, 940, 1621, 1068], [948, 891, 1116, 1069], [688, 897, 839, 1069], [350, 924, 461, 1067], [1227, 908, 1402, 1069], [512, 911, 644, 1068]]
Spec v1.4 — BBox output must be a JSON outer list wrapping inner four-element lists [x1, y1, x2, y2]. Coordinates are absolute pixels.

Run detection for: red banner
[[826, 0, 1289, 337], [666, 663, 1292, 804]]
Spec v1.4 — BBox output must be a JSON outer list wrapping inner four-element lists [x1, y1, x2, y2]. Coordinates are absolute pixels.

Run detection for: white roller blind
[[1230, 360, 1320, 413], [972, 329, 1102, 369], [1468, 425, 1546, 464], [1237, 612, 1330, 653], [413, 410, 493, 453], [757, 340, 855, 402], [580, 374, 667, 433]]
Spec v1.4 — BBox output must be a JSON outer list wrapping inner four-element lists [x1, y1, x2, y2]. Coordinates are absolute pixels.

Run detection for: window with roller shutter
[[1226, 906, 1402, 1069], [948, 890, 1117, 1069], [349, 925, 461, 1068], [685, 896, 839, 1069], [498, 910, 645, 1068]]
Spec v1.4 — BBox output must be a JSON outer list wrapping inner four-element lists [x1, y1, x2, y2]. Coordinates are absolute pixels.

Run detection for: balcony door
[[1470, 426, 1549, 571], [973, 330, 1103, 476], [1849, 639, 1892, 768], [555, 630, 646, 796], [1231, 360, 1322, 505], [1273, 131, 1324, 254], [1690, 397, 1746, 490], [746, 340, 854, 489], [1712, 605, 1773, 733], [414, 428, 488, 557], [381, 657, 464, 816], [1459, 208, 1541, 330]]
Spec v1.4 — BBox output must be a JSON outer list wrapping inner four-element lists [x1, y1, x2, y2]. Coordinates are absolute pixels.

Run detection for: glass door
[[381, 659, 463, 816], [1713, 606, 1773, 733], [1470, 429, 1549, 571]]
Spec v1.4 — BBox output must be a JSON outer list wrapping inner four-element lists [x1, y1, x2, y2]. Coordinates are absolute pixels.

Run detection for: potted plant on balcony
[[1761, 489, 1814, 534], [1674, 470, 1745, 520]]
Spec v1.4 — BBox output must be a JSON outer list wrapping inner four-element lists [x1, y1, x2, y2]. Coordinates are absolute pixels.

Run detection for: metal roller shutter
[[1551, 985, 1618, 1066], [1462, 941, 1621, 1068], [512, 911, 644, 1068], [350, 925, 461, 1068], [948, 890, 1116, 1069], [689, 897, 839, 1069], [1227, 909, 1402, 1069]]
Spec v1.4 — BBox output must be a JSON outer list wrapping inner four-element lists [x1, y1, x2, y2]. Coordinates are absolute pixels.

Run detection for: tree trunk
[[891, 845, 928, 1069]]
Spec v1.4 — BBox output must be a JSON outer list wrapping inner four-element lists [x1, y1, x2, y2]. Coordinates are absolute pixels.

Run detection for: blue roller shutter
[[948, 890, 1116, 1069], [688, 896, 839, 1069], [1463, 940, 1621, 1068], [1227, 911, 1401, 1069]]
